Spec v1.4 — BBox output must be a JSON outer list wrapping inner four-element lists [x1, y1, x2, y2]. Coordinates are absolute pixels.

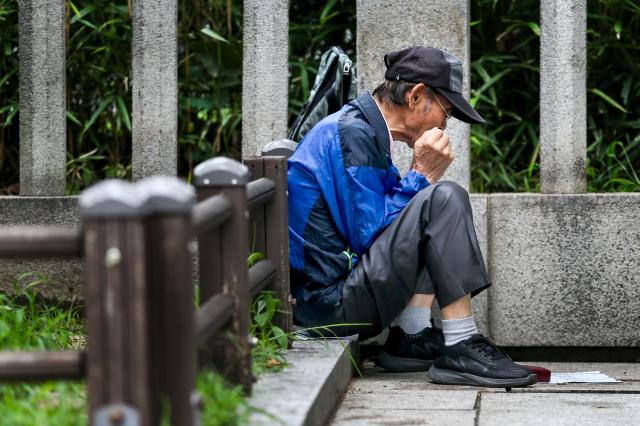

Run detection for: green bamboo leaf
[[590, 88, 628, 113], [0, 69, 14, 87], [272, 326, 288, 349], [527, 22, 540, 36], [115, 96, 131, 132], [320, 0, 339, 23], [68, 1, 80, 16], [200, 28, 229, 44], [620, 77, 632, 105], [70, 5, 96, 24], [623, 0, 640, 14], [66, 111, 82, 126], [81, 97, 112, 134]]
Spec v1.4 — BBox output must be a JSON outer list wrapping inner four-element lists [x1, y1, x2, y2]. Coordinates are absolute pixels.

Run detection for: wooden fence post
[[80, 180, 154, 424], [194, 157, 252, 392], [262, 156, 292, 333], [139, 176, 197, 425], [80, 177, 197, 425], [244, 157, 267, 256]]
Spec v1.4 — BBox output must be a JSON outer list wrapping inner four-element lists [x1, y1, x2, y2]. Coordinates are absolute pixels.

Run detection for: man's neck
[[374, 96, 414, 144]]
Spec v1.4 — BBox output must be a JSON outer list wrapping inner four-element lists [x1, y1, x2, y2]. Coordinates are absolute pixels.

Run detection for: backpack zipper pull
[[343, 62, 351, 76]]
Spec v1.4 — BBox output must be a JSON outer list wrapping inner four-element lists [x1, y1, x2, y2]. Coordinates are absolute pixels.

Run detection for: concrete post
[[540, 0, 587, 193], [242, 0, 289, 158], [132, 0, 178, 180], [356, 0, 471, 189], [18, 0, 66, 195]]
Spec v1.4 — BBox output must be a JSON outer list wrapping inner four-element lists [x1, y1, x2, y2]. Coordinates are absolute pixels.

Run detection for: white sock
[[393, 306, 431, 334], [442, 316, 478, 346]]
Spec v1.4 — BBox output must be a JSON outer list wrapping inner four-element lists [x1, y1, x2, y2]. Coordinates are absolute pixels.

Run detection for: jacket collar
[[350, 92, 391, 156]]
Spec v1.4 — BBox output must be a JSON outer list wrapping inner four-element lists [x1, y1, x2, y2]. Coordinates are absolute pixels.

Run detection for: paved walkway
[[331, 362, 640, 425]]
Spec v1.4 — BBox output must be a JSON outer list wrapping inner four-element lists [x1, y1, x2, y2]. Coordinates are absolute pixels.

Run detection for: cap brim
[[434, 88, 486, 124]]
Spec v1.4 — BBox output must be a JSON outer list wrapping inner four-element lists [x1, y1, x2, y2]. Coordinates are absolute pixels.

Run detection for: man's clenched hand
[[412, 128, 454, 184]]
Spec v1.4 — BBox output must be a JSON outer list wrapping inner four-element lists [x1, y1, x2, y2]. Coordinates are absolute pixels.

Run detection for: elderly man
[[287, 46, 536, 388]]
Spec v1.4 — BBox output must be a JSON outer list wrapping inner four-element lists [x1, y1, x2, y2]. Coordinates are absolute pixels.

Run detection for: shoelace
[[465, 335, 509, 361]]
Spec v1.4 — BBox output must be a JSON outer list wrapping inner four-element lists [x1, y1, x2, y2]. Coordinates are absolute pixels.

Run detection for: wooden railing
[[0, 154, 291, 425]]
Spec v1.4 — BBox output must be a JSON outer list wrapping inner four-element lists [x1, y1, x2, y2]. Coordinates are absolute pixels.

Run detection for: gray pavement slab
[[340, 388, 478, 411], [333, 409, 476, 425], [332, 363, 640, 426], [478, 393, 640, 426]]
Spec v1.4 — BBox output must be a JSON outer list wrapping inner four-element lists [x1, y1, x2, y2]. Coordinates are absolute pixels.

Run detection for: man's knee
[[420, 181, 470, 213]]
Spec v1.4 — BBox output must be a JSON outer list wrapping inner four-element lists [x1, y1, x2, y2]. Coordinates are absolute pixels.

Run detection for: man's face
[[404, 84, 453, 147]]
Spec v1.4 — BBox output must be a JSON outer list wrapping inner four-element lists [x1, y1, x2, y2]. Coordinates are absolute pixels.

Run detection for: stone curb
[[249, 339, 358, 426]]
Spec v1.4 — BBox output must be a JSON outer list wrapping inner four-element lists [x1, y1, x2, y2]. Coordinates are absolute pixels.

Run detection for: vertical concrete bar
[[242, 0, 289, 158], [540, 0, 587, 193], [132, 0, 178, 180], [357, 0, 471, 189], [18, 0, 66, 195]]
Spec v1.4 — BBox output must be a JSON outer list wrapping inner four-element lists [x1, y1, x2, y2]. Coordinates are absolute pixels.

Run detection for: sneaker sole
[[428, 365, 537, 388], [375, 351, 434, 372]]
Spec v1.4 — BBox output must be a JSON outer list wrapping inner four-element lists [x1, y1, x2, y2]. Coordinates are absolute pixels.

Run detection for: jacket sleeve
[[326, 126, 429, 255]]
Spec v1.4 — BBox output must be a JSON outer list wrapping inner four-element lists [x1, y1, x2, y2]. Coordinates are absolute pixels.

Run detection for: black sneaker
[[375, 326, 444, 372], [428, 334, 537, 388]]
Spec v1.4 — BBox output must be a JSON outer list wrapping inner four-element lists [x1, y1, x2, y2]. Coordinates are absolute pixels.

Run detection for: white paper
[[548, 371, 620, 384]]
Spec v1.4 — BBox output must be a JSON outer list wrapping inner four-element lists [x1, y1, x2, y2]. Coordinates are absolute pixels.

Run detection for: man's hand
[[412, 128, 454, 183]]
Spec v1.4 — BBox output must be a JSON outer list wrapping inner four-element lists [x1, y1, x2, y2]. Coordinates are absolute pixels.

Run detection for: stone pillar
[[242, 0, 289, 158], [18, 0, 66, 195], [540, 0, 587, 193], [132, 0, 178, 180], [357, 0, 471, 189]]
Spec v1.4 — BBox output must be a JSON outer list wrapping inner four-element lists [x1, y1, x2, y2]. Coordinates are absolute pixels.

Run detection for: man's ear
[[406, 83, 426, 110]]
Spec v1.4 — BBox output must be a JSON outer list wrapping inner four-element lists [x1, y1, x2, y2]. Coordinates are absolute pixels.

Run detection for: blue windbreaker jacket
[[288, 92, 430, 323]]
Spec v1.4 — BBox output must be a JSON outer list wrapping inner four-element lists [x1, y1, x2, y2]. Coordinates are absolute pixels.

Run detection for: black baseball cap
[[384, 46, 485, 124]]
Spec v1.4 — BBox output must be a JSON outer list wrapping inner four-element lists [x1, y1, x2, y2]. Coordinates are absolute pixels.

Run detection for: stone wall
[[0, 197, 83, 300]]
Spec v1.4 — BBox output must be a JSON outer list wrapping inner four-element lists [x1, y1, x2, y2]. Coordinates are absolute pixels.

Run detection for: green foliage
[[469, 0, 541, 192], [197, 371, 251, 426], [0, 0, 19, 194], [0, 382, 87, 426], [178, 0, 244, 181], [0, 273, 85, 350], [251, 292, 288, 375], [289, 0, 356, 122], [0, 275, 87, 425], [0, 275, 289, 423], [0, 0, 243, 193], [584, 0, 640, 191], [470, 0, 640, 192]]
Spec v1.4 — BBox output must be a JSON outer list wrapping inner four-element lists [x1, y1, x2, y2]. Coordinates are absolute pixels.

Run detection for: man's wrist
[[412, 166, 428, 179]]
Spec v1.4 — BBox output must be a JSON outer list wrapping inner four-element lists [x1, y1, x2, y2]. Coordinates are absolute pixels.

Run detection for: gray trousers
[[302, 181, 490, 340]]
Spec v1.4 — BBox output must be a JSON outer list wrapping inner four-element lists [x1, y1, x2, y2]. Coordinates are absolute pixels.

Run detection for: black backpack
[[288, 46, 358, 142]]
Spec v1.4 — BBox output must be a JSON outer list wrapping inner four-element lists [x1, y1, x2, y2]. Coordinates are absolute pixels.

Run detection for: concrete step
[[249, 338, 358, 426]]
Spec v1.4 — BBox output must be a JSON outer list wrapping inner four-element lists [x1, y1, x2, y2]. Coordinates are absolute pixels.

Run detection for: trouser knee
[[419, 181, 471, 215]]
